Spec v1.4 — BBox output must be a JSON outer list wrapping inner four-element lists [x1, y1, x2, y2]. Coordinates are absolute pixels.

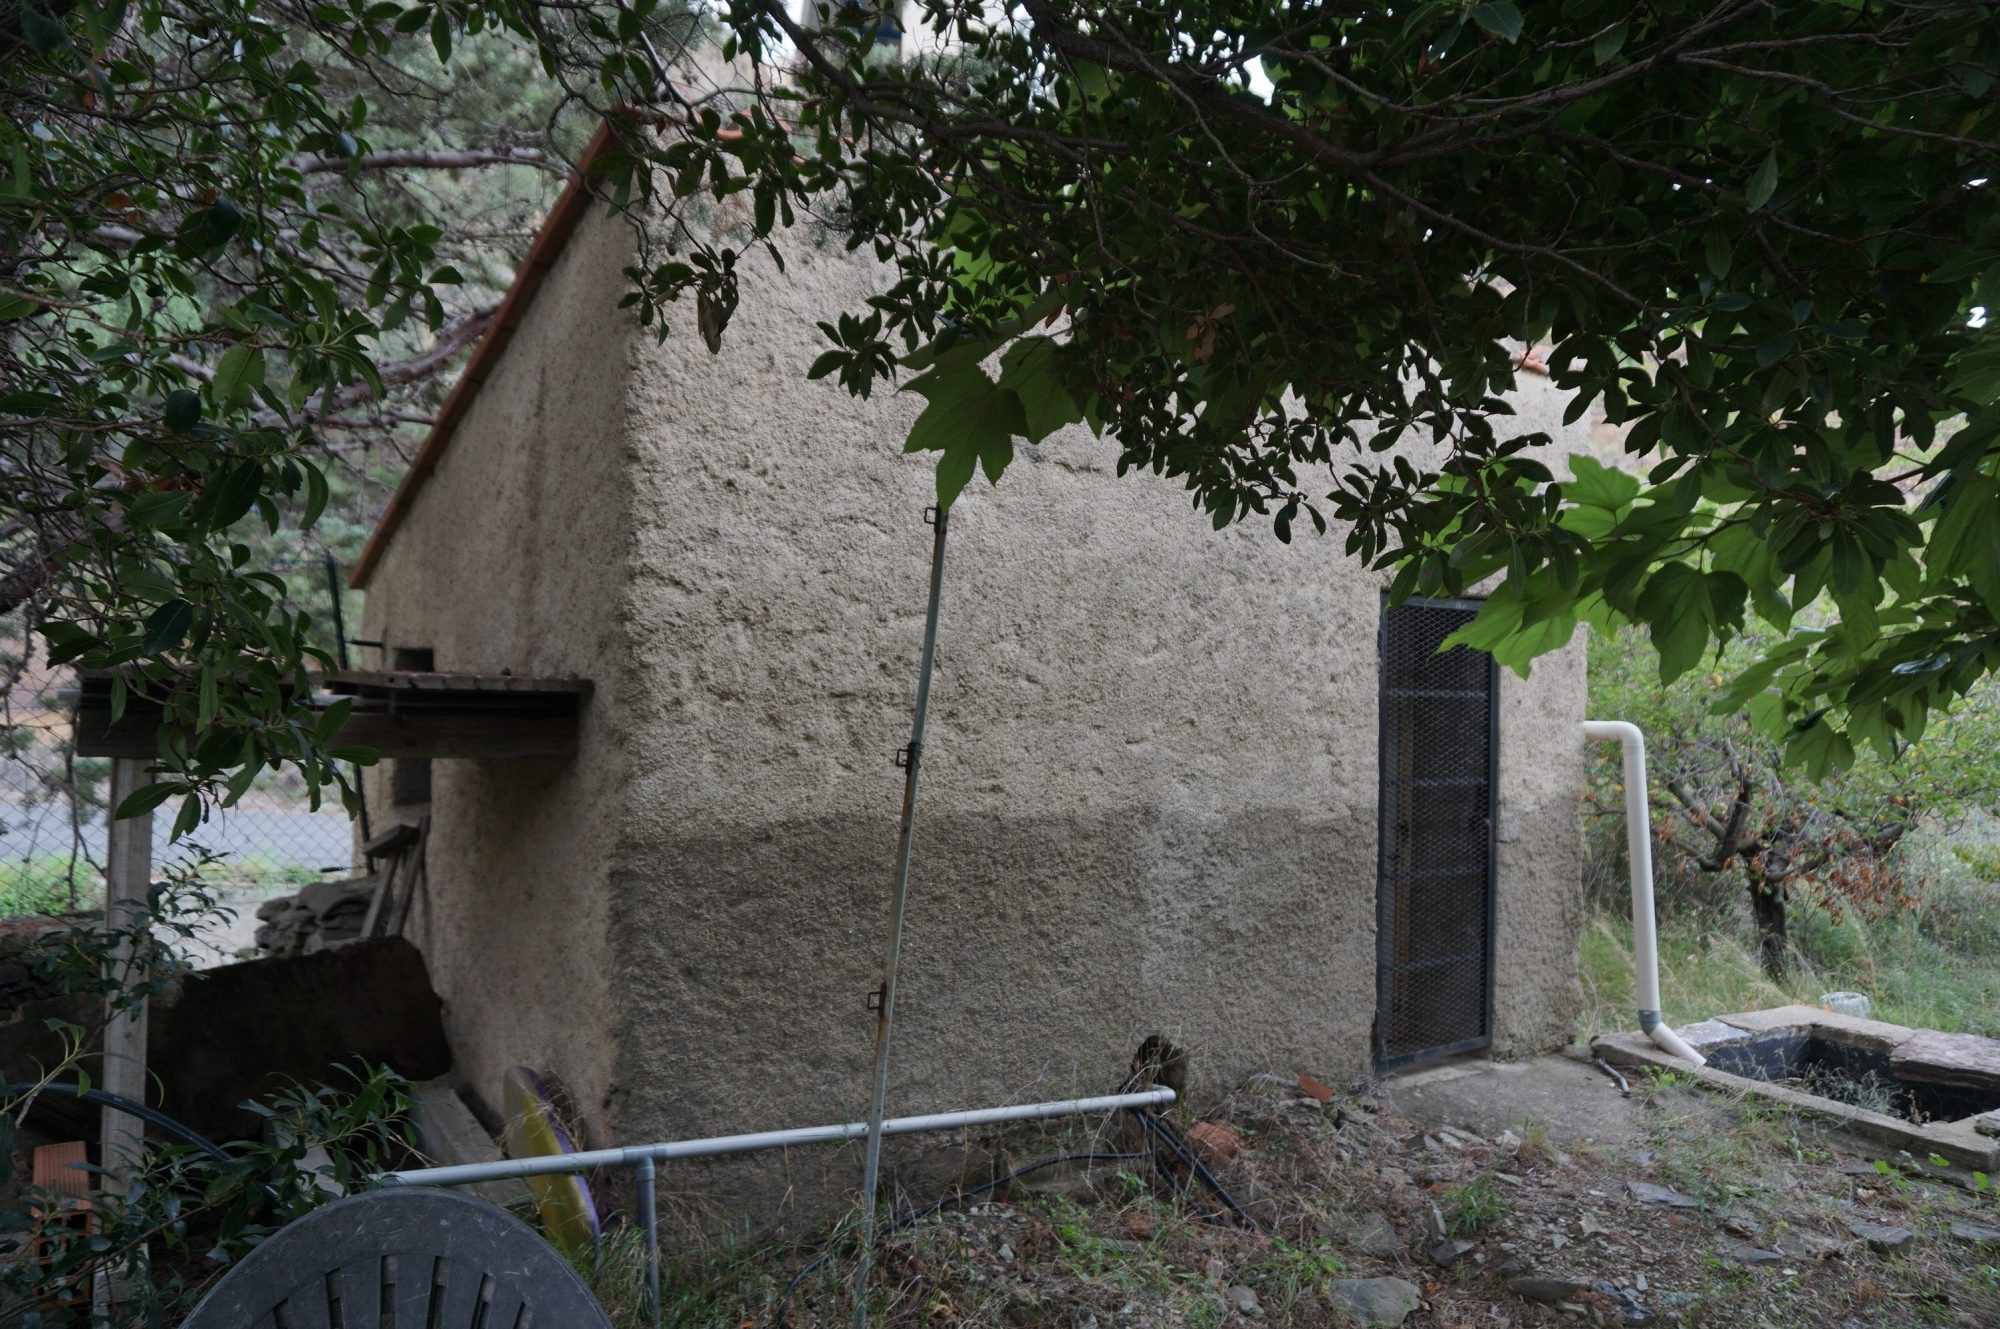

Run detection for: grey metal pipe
[[853, 505, 950, 1329], [634, 1153, 659, 1327], [375, 1088, 1177, 1188]]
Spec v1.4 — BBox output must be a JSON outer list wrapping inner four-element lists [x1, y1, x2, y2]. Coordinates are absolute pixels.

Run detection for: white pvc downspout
[[1583, 721, 1707, 1067]]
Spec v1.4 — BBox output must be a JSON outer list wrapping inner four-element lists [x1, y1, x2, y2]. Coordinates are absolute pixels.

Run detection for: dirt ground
[[745, 1057, 2000, 1329]]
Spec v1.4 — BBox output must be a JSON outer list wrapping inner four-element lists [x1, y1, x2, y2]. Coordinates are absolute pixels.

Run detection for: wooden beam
[[326, 669, 592, 697], [362, 822, 423, 859], [72, 674, 587, 760]]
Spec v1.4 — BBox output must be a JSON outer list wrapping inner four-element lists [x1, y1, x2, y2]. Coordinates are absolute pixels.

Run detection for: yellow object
[[501, 1066, 599, 1255]]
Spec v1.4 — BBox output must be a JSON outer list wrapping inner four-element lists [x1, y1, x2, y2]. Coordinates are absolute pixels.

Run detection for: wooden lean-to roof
[[72, 671, 593, 760]]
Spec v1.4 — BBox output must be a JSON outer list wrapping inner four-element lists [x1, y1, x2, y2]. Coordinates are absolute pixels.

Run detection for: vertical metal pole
[[324, 551, 371, 844], [635, 1155, 660, 1327], [851, 506, 950, 1329]]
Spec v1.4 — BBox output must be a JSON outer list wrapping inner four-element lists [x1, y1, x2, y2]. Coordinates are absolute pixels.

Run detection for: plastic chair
[[180, 1186, 613, 1328]]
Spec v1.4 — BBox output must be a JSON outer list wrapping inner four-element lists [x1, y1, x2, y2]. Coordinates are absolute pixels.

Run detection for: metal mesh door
[[1375, 597, 1498, 1069]]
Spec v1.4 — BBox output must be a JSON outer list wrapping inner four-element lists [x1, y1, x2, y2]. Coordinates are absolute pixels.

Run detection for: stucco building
[[348, 140, 1590, 1230]]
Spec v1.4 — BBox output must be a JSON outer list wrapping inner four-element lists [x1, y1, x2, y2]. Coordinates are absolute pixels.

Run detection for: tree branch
[[285, 146, 552, 176]]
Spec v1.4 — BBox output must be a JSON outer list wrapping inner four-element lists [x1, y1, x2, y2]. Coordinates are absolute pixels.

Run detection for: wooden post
[[101, 758, 152, 1195]]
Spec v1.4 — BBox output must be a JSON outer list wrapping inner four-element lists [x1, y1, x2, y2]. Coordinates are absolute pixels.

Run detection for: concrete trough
[[1594, 1005, 2000, 1172]]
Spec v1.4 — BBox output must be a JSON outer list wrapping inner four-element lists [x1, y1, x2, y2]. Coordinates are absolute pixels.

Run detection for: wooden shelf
[[71, 671, 591, 760]]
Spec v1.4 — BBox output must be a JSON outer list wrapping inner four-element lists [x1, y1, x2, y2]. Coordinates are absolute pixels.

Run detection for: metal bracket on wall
[[894, 742, 922, 769]]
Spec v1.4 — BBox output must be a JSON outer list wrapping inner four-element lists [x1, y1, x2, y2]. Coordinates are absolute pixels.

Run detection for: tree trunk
[[1749, 877, 1788, 979]]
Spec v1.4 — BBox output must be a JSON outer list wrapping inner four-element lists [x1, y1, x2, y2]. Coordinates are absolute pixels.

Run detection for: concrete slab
[[1675, 1018, 1754, 1049], [1592, 1028, 2000, 1173], [410, 1079, 534, 1211], [1891, 1030, 2000, 1090], [1717, 1004, 1917, 1050], [1382, 1054, 1645, 1150]]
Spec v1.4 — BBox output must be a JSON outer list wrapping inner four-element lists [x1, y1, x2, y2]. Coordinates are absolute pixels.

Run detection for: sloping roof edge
[[349, 120, 619, 589], [347, 118, 1562, 590]]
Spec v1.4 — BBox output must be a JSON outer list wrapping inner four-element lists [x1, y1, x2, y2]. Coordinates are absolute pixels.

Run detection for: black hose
[[1131, 1108, 1266, 1234], [5, 1081, 237, 1165], [5, 1081, 291, 1207]]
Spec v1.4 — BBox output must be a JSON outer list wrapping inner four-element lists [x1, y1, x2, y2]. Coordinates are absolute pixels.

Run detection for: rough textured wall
[[607, 236, 1590, 1231], [357, 206, 637, 1143]]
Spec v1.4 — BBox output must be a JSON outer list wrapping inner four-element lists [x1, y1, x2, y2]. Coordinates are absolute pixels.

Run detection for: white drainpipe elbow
[[1583, 720, 1707, 1068]]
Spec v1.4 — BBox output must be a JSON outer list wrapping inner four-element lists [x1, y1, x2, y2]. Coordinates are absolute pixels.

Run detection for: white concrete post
[[101, 757, 153, 1193]]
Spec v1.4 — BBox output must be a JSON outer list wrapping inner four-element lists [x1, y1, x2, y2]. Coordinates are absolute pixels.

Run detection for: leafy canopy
[[687, 0, 2000, 774], [2, 0, 693, 825], [7, 0, 1999, 816]]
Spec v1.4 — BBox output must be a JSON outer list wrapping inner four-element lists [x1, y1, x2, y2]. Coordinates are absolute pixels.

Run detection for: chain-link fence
[[0, 639, 357, 964]]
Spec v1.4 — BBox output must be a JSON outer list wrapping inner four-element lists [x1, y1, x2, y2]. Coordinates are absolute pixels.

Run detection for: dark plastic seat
[[180, 1186, 613, 1328]]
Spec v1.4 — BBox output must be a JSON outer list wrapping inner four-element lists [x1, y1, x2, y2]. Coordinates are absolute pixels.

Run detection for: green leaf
[[996, 337, 1083, 443], [1592, 21, 1627, 64], [1745, 151, 1779, 211], [1787, 715, 1854, 778], [1949, 342, 2000, 405], [300, 460, 330, 531], [1636, 564, 1710, 683], [1703, 228, 1733, 281], [430, 8, 451, 61], [1446, 582, 1577, 676], [211, 345, 266, 409], [314, 697, 353, 744], [113, 781, 178, 820], [20, 4, 70, 55], [199, 460, 263, 530], [1711, 655, 1785, 714], [163, 388, 202, 431], [936, 445, 978, 508], [170, 790, 202, 840], [1562, 453, 1640, 511], [204, 196, 244, 247], [902, 363, 1027, 505], [140, 599, 193, 653], [1926, 473, 1998, 583], [125, 489, 189, 530], [1468, 1, 1523, 43], [0, 293, 39, 320]]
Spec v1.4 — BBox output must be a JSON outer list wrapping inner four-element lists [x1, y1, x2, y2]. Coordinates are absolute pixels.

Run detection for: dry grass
[[567, 1075, 2000, 1329]]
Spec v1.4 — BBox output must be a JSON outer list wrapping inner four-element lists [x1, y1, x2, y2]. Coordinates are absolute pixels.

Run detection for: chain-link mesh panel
[[1, 649, 356, 964], [1376, 598, 1497, 1069]]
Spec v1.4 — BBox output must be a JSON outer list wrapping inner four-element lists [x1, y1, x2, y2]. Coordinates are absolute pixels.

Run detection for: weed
[[1577, 834, 2000, 1045], [1441, 1174, 1506, 1236], [1640, 1066, 1699, 1093], [1248, 1238, 1344, 1318], [1515, 1116, 1551, 1163], [0, 854, 102, 916]]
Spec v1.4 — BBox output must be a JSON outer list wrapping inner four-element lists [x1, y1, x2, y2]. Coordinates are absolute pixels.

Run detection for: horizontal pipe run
[[378, 1088, 1177, 1189]]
